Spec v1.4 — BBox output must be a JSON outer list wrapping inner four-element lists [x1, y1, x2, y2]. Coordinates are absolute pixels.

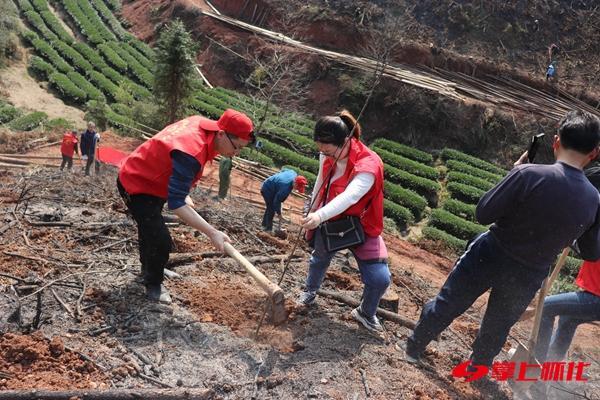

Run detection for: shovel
[[508, 248, 569, 393], [223, 242, 288, 325]]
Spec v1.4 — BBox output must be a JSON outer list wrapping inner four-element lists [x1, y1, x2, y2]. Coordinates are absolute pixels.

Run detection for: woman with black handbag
[[297, 110, 391, 332]]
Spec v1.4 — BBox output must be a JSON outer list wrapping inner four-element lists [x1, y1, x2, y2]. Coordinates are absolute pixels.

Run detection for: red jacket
[[576, 259, 600, 297], [317, 138, 385, 237], [119, 116, 217, 198], [60, 132, 78, 157]]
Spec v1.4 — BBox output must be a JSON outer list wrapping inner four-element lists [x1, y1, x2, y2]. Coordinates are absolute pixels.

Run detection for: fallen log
[[317, 289, 416, 329], [0, 388, 214, 400]]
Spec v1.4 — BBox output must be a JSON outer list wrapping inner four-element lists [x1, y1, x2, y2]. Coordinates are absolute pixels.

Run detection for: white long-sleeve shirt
[[310, 153, 375, 223]]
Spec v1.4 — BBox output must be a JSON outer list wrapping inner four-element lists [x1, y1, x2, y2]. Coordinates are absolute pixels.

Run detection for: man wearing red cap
[[117, 109, 255, 303], [260, 169, 307, 233]]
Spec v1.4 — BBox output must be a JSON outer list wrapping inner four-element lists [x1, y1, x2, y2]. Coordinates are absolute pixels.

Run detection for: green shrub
[[105, 107, 135, 132], [125, 80, 152, 100], [447, 182, 485, 204], [122, 42, 154, 70], [107, 41, 153, 87], [282, 164, 316, 188], [189, 98, 223, 119], [442, 198, 477, 222], [104, 0, 121, 11], [23, 10, 59, 42], [67, 71, 105, 101], [72, 42, 109, 70], [62, 0, 105, 44], [446, 159, 504, 184], [0, 104, 21, 124], [49, 72, 87, 103], [8, 111, 48, 130], [383, 181, 427, 220], [130, 38, 155, 59], [52, 39, 94, 72], [238, 147, 275, 167], [447, 171, 494, 192], [29, 55, 56, 80], [21, 29, 39, 44], [89, 0, 128, 39], [76, 0, 116, 41], [371, 138, 433, 165], [429, 209, 487, 241], [262, 120, 315, 154], [97, 43, 127, 71], [100, 66, 122, 84], [88, 70, 119, 99], [16, 0, 34, 12], [373, 146, 439, 180], [45, 117, 74, 130], [31, 37, 72, 73], [261, 140, 320, 174], [39, 10, 73, 44], [383, 199, 414, 231], [441, 148, 506, 175], [384, 164, 440, 205], [422, 226, 467, 253]]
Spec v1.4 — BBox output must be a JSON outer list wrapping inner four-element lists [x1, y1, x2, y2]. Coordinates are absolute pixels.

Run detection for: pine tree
[[154, 20, 198, 124]]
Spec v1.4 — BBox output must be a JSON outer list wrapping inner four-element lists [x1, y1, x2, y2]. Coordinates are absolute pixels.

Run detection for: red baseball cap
[[294, 175, 308, 193], [199, 109, 254, 141]]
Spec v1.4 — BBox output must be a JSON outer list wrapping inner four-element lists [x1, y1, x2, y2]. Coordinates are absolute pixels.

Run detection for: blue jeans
[[305, 230, 391, 318], [535, 290, 600, 362], [261, 189, 276, 230], [407, 231, 548, 366]]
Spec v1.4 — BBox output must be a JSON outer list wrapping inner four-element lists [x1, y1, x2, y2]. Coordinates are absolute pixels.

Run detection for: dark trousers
[[117, 179, 171, 286], [407, 231, 548, 366], [60, 155, 73, 170], [261, 189, 275, 230], [85, 156, 100, 175]]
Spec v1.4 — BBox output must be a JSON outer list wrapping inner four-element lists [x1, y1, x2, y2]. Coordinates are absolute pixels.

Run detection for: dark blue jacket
[[80, 130, 99, 157], [261, 169, 297, 213]]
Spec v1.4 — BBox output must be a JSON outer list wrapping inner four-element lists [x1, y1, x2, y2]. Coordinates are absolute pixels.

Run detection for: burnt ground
[[0, 138, 598, 399]]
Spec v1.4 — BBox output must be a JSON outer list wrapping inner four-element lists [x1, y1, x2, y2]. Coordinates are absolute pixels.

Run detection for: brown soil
[[0, 332, 108, 390], [0, 57, 85, 126]]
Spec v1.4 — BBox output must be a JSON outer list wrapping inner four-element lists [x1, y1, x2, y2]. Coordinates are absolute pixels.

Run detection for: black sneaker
[[351, 307, 383, 332], [296, 291, 317, 306], [146, 284, 172, 304]]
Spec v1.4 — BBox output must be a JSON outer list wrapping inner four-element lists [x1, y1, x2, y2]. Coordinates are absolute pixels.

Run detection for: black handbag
[[320, 215, 365, 252], [317, 171, 367, 252]]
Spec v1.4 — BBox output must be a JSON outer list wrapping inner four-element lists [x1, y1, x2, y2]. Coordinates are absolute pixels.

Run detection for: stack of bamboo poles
[[201, 10, 600, 121]]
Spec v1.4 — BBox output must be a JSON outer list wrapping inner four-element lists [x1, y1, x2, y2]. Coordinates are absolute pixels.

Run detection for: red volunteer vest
[[575, 260, 600, 297], [119, 116, 217, 199], [318, 138, 385, 237], [60, 132, 78, 157]]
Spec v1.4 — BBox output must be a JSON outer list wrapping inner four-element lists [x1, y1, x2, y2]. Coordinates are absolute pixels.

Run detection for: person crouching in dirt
[[80, 121, 100, 176], [404, 110, 600, 369], [260, 170, 307, 233], [297, 110, 391, 333], [117, 109, 256, 304], [59, 130, 79, 172]]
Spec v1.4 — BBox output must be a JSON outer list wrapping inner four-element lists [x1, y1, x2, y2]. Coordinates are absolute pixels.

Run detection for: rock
[[320, 378, 328, 384]]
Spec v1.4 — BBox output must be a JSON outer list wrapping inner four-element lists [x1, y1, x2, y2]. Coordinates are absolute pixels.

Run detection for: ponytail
[[313, 109, 361, 146], [336, 109, 361, 140]]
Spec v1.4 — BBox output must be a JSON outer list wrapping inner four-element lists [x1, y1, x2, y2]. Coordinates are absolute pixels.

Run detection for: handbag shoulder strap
[[321, 165, 374, 218]]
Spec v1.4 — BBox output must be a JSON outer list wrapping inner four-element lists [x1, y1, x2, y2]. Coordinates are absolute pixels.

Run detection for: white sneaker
[[351, 307, 383, 332]]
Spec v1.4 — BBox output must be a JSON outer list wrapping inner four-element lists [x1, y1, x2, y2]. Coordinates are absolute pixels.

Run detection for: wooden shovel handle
[[529, 248, 570, 348], [223, 242, 284, 303]]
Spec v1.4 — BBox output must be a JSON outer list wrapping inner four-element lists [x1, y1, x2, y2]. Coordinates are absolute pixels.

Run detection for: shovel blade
[[508, 343, 541, 393]]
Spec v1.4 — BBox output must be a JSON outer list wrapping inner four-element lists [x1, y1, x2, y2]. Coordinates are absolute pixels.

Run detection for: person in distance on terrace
[[80, 121, 100, 176], [405, 110, 600, 369], [117, 109, 255, 304], [59, 130, 79, 172], [297, 109, 391, 333]]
